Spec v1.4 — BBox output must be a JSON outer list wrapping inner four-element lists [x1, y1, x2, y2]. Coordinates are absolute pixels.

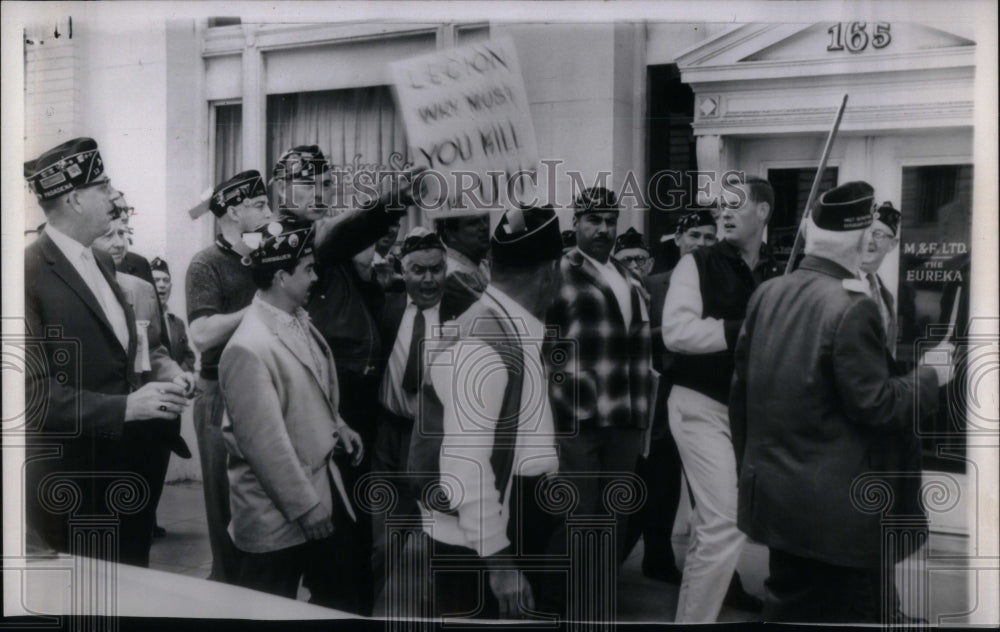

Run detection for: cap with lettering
[[573, 187, 619, 216], [150, 257, 170, 275], [209, 170, 268, 218], [676, 209, 716, 236], [25, 137, 107, 201], [270, 145, 331, 184], [873, 201, 901, 236], [244, 219, 315, 268], [399, 226, 446, 259], [614, 227, 649, 254], [813, 181, 875, 232]]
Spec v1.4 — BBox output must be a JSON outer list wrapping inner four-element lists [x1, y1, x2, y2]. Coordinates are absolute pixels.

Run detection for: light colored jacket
[[219, 299, 349, 553]]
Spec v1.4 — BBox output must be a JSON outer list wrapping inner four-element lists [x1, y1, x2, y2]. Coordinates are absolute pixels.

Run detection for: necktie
[[81, 249, 129, 351], [402, 307, 425, 394], [867, 272, 890, 338]]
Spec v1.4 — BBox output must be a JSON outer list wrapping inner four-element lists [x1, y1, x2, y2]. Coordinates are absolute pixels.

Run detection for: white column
[[241, 25, 266, 173]]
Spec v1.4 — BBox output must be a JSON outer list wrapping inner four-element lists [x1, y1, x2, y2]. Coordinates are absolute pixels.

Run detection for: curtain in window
[[215, 104, 243, 183], [266, 86, 410, 220]]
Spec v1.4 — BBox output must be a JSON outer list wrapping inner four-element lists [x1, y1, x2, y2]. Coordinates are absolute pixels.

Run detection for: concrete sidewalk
[[150, 481, 969, 623]]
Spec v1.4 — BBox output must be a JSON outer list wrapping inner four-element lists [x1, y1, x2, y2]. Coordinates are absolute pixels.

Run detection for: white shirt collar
[[253, 293, 310, 329], [46, 224, 90, 262], [576, 246, 616, 271]]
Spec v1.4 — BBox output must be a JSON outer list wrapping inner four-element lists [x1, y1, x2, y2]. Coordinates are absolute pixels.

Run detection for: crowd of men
[[23, 136, 955, 623]]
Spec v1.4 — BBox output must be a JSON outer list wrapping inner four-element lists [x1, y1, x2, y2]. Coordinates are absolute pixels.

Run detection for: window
[[896, 164, 973, 472], [266, 86, 409, 218], [214, 103, 242, 184], [766, 166, 839, 268]]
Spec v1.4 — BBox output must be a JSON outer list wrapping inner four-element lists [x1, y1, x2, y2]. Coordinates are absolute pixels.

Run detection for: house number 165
[[827, 22, 891, 52]]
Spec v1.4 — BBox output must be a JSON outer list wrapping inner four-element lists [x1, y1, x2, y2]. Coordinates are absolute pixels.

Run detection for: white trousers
[[668, 385, 747, 623]]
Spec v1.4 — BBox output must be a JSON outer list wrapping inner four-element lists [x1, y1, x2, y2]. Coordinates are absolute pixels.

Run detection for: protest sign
[[391, 37, 538, 215]]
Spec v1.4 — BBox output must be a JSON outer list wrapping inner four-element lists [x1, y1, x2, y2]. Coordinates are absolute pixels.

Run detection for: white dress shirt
[[378, 300, 441, 419], [578, 247, 633, 326], [47, 225, 130, 351]]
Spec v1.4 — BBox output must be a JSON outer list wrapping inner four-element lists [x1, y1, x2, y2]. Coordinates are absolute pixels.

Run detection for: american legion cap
[[873, 201, 901, 236], [614, 227, 649, 255], [270, 145, 331, 184], [243, 218, 316, 268], [399, 226, 446, 259], [24, 137, 108, 201], [491, 205, 562, 265], [813, 181, 875, 232]]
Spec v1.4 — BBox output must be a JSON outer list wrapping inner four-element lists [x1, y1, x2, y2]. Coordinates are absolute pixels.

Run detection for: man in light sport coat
[[219, 218, 365, 612]]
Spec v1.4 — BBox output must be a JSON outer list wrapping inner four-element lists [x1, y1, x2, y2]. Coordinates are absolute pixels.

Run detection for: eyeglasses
[[870, 229, 895, 243], [618, 255, 650, 267]]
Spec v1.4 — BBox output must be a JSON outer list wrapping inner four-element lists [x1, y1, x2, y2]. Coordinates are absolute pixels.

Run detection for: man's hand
[[921, 340, 957, 385], [297, 502, 333, 540], [124, 382, 188, 422], [172, 372, 197, 397], [380, 166, 427, 211], [486, 564, 534, 619], [337, 424, 364, 467]]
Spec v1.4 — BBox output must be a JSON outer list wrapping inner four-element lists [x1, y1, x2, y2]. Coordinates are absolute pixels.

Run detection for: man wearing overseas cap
[[367, 226, 448, 607], [218, 218, 366, 612], [661, 176, 779, 622], [185, 169, 274, 583], [545, 187, 653, 591], [730, 182, 956, 623], [400, 205, 563, 619], [150, 257, 196, 373], [268, 144, 417, 613], [861, 201, 902, 358], [23, 138, 191, 566]]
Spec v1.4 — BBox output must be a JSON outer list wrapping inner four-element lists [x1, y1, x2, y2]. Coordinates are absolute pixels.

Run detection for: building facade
[[18, 13, 986, 539]]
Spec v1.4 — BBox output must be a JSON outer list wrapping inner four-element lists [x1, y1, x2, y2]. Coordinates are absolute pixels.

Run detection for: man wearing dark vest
[[730, 181, 954, 622], [661, 175, 779, 622], [400, 206, 563, 619], [186, 170, 274, 582]]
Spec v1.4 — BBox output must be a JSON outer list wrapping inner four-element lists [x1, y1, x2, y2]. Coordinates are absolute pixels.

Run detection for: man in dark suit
[[730, 181, 954, 623], [23, 138, 191, 566], [546, 187, 653, 574], [150, 257, 196, 371], [860, 201, 901, 357]]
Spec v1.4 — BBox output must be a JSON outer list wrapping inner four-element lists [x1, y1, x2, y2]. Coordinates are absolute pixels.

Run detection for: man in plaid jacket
[[546, 187, 653, 575]]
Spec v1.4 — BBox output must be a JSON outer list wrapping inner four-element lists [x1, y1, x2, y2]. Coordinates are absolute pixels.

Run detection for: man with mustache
[[661, 176, 779, 622], [219, 218, 365, 611], [546, 187, 653, 598]]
